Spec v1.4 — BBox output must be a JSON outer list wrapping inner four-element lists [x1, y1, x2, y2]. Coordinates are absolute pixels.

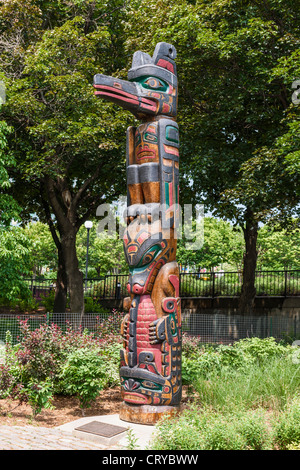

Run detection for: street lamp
[[84, 221, 93, 290]]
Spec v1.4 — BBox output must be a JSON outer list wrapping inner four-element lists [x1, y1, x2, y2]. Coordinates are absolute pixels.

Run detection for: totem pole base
[[119, 402, 181, 426]]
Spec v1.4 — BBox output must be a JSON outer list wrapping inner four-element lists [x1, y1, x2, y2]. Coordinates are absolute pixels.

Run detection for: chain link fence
[[0, 312, 123, 349], [181, 312, 299, 345], [0, 312, 298, 353]]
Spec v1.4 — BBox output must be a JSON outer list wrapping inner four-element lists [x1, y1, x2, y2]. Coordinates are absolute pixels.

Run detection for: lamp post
[[84, 221, 93, 290]]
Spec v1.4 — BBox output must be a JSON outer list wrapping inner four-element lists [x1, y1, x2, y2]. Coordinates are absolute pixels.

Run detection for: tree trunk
[[61, 231, 84, 317], [53, 246, 68, 317], [45, 175, 84, 322], [238, 209, 258, 315]]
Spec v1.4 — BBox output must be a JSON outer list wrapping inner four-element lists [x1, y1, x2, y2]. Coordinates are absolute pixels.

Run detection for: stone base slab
[[119, 402, 181, 425]]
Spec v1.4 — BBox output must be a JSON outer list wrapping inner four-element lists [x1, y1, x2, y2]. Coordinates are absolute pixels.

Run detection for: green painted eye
[[141, 380, 161, 390], [137, 76, 168, 92], [137, 244, 161, 268], [144, 132, 158, 142]]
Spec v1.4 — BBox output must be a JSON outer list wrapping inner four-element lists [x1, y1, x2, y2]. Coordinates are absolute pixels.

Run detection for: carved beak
[[93, 74, 157, 117]]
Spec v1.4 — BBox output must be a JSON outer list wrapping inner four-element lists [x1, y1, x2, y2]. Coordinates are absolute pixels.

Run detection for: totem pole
[[94, 43, 181, 424]]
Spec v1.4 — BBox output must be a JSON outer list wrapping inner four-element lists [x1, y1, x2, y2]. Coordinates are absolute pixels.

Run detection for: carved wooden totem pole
[[94, 43, 181, 424]]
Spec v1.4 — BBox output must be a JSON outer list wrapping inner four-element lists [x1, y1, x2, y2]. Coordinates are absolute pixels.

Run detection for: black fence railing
[[180, 269, 300, 298], [22, 269, 300, 301]]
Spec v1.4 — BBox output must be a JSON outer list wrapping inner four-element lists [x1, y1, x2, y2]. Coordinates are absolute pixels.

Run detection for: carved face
[[123, 218, 176, 295], [134, 75, 177, 117], [94, 46, 178, 120], [120, 375, 174, 406], [135, 122, 159, 163]]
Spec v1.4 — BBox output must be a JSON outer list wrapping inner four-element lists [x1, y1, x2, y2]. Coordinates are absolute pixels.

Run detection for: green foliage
[[40, 290, 56, 313], [151, 336, 300, 450], [17, 296, 39, 313], [273, 396, 300, 450], [59, 347, 107, 409], [124, 0, 300, 224], [257, 223, 300, 270], [177, 217, 244, 270], [0, 120, 20, 226], [178, 217, 300, 271], [0, 227, 32, 305], [233, 336, 288, 365], [150, 406, 272, 450], [100, 342, 122, 387], [84, 297, 107, 314], [24, 222, 58, 275], [0, 315, 122, 416], [24, 379, 54, 417], [77, 224, 127, 276]]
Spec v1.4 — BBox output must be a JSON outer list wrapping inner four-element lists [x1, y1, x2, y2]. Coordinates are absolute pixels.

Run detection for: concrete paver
[[0, 425, 111, 450], [0, 414, 156, 450]]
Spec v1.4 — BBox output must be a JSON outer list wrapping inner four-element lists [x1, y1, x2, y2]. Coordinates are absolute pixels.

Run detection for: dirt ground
[[0, 387, 123, 427], [0, 386, 192, 428]]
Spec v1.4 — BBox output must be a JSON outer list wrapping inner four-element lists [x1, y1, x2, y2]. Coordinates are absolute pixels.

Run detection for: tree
[[0, 227, 32, 305], [24, 221, 58, 276], [76, 221, 127, 276], [0, 119, 20, 226], [1, 3, 130, 314], [177, 217, 244, 271], [123, 0, 300, 313], [257, 223, 300, 270]]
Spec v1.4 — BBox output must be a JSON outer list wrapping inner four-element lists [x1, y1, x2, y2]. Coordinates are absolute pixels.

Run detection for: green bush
[[0, 317, 121, 416], [40, 290, 56, 312], [24, 379, 54, 416], [150, 407, 272, 450], [233, 337, 288, 364], [84, 297, 108, 314], [182, 337, 292, 385], [59, 347, 108, 409], [181, 336, 299, 414], [273, 396, 300, 449]]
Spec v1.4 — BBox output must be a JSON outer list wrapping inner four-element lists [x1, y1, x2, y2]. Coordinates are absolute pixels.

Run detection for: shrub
[[24, 379, 54, 416], [273, 396, 300, 449], [233, 337, 288, 364], [84, 297, 108, 314], [18, 296, 39, 313], [1, 316, 121, 416], [15, 319, 63, 383], [236, 409, 272, 450], [150, 406, 272, 450], [182, 333, 203, 356], [40, 290, 55, 312], [59, 347, 108, 409], [95, 309, 124, 344], [100, 342, 121, 387], [0, 365, 14, 398]]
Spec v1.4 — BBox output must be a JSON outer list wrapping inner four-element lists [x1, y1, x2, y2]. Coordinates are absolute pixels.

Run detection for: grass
[[149, 338, 300, 450], [194, 356, 300, 411]]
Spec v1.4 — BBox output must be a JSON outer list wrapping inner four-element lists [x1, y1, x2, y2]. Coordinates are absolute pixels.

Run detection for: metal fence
[[181, 313, 299, 345], [22, 269, 300, 302], [0, 312, 298, 349], [180, 269, 300, 298], [0, 312, 122, 348], [22, 275, 129, 301]]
